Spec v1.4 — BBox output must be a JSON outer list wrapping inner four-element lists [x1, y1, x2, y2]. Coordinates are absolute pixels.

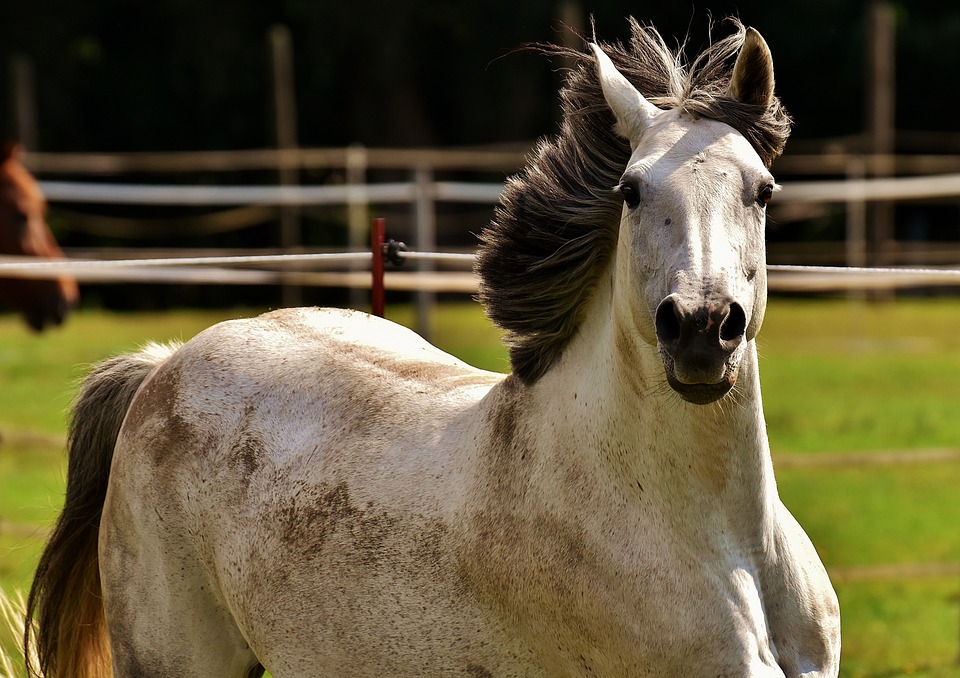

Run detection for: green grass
[[778, 463, 960, 568], [779, 463, 960, 677], [0, 306, 273, 436], [762, 299, 960, 676], [836, 578, 960, 678], [1, 298, 958, 677], [759, 298, 960, 453]]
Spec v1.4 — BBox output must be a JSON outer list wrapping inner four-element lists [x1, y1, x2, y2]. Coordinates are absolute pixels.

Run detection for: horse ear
[[590, 43, 659, 143], [729, 27, 775, 106]]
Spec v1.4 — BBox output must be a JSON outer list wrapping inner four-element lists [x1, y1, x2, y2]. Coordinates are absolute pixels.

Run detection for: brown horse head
[[0, 142, 79, 331]]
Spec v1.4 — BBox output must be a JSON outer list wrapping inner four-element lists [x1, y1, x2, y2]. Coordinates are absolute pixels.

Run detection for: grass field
[[1, 298, 958, 677]]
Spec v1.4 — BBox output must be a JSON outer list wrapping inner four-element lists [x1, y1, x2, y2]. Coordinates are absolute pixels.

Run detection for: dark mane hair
[[476, 19, 791, 384]]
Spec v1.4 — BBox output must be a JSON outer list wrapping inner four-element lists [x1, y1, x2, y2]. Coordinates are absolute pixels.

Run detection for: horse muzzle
[[654, 294, 747, 404], [22, 279, 78, 332]]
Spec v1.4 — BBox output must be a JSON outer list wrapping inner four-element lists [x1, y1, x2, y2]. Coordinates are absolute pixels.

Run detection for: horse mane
[[476, 18, 791, 384]]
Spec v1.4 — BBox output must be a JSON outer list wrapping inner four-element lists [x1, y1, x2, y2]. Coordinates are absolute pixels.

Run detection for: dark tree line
[[5, 1, 960, 152]]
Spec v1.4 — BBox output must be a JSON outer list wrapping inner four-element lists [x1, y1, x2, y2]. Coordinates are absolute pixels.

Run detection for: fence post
[[268, 25, 302, 307], [414, 166, 436, 340], [9, 54, 38, 150], [845, 156, 867, 271], [371, 217, 385, 317], [347, 143, 369, 309], [866, 1, 896, 268]]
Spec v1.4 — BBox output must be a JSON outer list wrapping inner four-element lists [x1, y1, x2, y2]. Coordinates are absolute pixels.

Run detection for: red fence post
[[371, 217, 385, 317]]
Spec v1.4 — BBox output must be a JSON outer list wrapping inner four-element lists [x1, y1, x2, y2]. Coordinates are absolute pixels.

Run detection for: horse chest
[[458, 489, 785, 676]]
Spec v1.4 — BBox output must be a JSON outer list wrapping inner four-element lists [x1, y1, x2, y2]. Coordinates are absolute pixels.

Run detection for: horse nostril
[[720, 302, 746, 345], [655, 297, 682, 347]]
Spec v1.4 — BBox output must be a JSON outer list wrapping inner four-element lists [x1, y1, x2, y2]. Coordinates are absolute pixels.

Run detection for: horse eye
[[618, 181, 641, 209], [756, 184, 774, 208]]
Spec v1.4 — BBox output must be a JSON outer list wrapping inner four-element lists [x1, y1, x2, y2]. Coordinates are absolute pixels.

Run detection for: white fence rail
[[39, 180, 506, 206], [35, 172, 960, 206], [780, 172, 960, 203], [3, 252, 960, 294]]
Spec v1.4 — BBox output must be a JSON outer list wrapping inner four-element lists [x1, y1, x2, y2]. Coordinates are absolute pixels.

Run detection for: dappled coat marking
[[25, 20, 839, 678]]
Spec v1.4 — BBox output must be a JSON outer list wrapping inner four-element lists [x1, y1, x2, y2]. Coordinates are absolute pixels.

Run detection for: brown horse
[[0, 143, 79, 331]]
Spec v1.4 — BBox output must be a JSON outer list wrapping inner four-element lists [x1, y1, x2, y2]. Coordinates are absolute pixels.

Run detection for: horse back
[[114, 306, 503, 509]]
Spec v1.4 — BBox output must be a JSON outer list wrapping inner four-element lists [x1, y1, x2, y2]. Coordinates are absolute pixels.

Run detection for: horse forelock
[[476, 18, 790, 384]]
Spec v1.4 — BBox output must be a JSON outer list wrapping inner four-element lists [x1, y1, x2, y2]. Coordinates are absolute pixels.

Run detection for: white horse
[[25, 20, 840, 678]]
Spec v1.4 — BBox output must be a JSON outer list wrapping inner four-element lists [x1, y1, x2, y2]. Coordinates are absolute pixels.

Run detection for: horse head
[[593, 29, 779, 404], [0, 142, 79, 331]]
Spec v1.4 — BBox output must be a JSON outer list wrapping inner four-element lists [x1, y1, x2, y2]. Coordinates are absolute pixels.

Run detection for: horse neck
[[530, 270, 777, 527]]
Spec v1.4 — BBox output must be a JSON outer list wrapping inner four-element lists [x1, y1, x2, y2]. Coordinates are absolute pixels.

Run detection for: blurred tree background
[[6, 0, 960, 152], [3, 0, 960, 309]]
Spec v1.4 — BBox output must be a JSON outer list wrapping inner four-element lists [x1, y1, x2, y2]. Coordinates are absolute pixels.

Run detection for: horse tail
[[24, 342, 179, 678]]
